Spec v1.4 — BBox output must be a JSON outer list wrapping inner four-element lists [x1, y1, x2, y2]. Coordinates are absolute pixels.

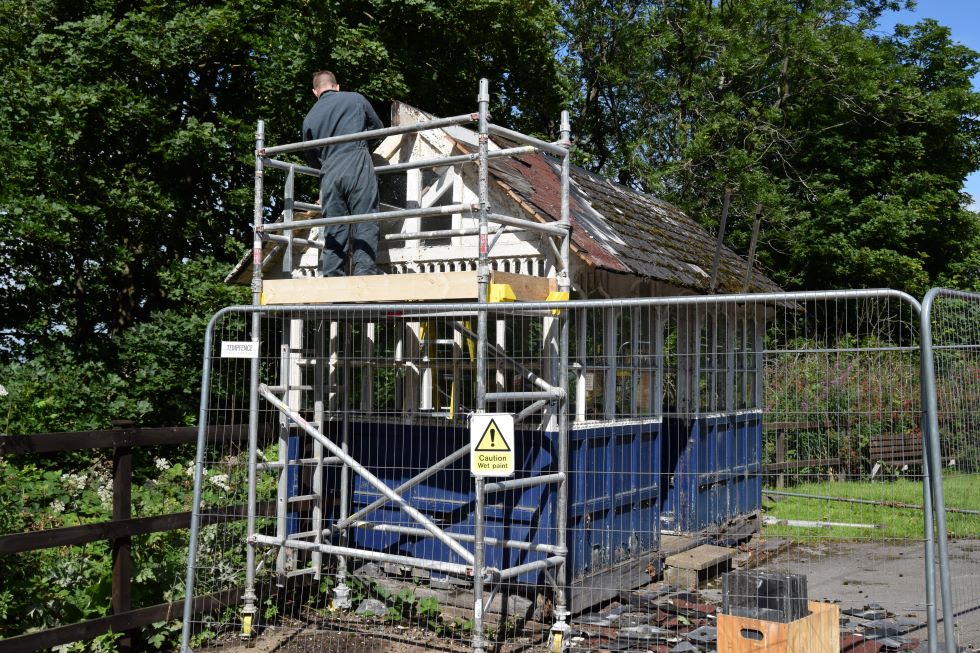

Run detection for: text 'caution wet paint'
[[470, 413, 515, 477]]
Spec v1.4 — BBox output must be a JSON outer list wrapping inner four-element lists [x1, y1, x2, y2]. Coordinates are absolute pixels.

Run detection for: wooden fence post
[[111, 419, 135, 653]]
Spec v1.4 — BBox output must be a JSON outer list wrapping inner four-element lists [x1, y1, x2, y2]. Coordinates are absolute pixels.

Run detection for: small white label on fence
[[220, 341, 258, 359], [471, 413, 514, 477]]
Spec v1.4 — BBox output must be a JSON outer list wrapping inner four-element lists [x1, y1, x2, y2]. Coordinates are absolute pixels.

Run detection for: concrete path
[[758, 539, 980, 650]]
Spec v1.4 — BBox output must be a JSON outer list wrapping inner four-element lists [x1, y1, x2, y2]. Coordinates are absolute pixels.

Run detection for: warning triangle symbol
[[475, 419, 511, 452]]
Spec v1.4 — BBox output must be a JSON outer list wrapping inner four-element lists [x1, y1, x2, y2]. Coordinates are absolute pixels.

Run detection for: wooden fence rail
[[0, 421, 275, 653], [762, 419, 929, 487], [762, 421, 845, 488]]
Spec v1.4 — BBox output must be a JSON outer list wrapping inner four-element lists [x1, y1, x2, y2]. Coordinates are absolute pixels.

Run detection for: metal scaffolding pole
[[241, 119, 265, 639], [550, 109, 573, 653], [333, 324, 353, 609], [282, 166, 295, 272], [259, 113, 478, 157], [261, 144, 538, 179], [486, 123, 568, 157], [259, 201, 476, 232], [472, 77, 491, 653], [251, 535, 473, 577], [345, 523, 565, 555], [335, 443, 471, 530], [311, 321, 327, 581]]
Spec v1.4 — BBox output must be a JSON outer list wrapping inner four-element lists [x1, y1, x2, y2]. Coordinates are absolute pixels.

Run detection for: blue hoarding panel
[[287, 434, 300, 536], [345, 420, 661, 584], [661, 412, 763, 533]]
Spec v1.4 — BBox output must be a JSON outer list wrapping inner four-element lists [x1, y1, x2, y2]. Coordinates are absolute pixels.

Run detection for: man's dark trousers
[[318, 148, 380, 277]]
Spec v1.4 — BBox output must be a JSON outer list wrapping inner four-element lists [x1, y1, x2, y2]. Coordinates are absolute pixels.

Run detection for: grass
[[762, 472, 980, 540]]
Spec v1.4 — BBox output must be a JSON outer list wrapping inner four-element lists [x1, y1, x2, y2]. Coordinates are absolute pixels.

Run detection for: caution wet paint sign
[[470, 413, 515, 477]]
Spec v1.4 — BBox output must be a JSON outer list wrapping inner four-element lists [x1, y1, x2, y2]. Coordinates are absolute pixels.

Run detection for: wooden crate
[[717, 601, 839, 653]]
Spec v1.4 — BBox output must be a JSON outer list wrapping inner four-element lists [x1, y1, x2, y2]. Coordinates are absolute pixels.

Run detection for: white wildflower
[[154, 457, 171, 471], [97, 482, 113, 507], [207, 473, 231, 492], [61, 472, 87, 495], [0, 384, 7, 397], [185, 463, 196, 477], [50, 499, 65, 514]]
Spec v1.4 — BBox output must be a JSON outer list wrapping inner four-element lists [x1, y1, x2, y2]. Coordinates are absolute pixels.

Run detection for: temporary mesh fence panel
[[923, 288, 980, 650], [181, 290, 968, 652], [181, 304, 571, 653]]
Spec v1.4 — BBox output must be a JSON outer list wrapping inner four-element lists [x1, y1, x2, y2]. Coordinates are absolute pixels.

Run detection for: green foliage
[[337, 575, 472, 638], [0, 440, 272, 647], [0, 255, 247, 432], [0, 457, 155, 641], [560, 0, 980, 294], [0, 352, 148, 434], [763, 334, 920, 477]]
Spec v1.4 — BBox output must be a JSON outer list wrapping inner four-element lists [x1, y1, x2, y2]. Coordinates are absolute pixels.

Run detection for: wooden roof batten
[[260, 270, 558, 305]]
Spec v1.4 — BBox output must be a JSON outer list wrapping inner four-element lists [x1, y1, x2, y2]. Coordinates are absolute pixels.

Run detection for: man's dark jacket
[[302, 90, 383, 174]]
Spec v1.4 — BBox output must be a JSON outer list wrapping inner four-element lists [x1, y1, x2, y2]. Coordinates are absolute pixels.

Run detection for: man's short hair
[[312, 70, 338, 90]]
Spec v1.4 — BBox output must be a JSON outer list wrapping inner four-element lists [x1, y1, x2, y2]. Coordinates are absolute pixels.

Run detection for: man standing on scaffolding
[[303, 70, 385, 276]]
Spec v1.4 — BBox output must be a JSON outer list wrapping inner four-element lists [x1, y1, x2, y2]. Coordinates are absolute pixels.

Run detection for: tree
[[784, 18, 980, 292], [0, 256, 248, 433], [0, 0, 564, 364], [560, 0, 980, 293]]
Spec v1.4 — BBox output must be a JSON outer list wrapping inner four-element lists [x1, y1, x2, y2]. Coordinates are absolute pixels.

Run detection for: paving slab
[[666, 544, 735, 571]]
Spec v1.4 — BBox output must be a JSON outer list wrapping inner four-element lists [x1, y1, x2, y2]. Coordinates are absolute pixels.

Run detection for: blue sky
[[875, 1, 979, 211]]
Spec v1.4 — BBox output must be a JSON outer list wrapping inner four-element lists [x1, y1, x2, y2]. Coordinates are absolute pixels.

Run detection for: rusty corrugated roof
[[489, 151, 782, 294]]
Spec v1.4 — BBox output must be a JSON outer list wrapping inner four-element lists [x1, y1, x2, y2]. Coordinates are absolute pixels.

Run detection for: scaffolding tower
[[180, 79, 574, 653]]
